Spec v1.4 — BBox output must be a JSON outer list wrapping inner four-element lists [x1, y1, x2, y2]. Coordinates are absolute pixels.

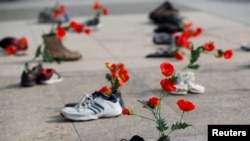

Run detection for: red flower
[[160, 79, 177, 92], [160, 62, 175, 77], [42, 69, 54, 77], [204, 42, 215, 52], [192, 27, 203, 37], [103, 8, 108, 16], [84, 28, 91, 36], [223, 49, 233, 59], [56, 26, 66, 39], [53, 9, 62, 18], [176, 99, 195, 112], [122, 108, 133, 115], [5, 45, 17, 55], [99, 86, 112, 95], [147, 97, 160, 109], [70, 21, 84, 33], [93, 1, 102, 10], [174, 51, 184, 60]]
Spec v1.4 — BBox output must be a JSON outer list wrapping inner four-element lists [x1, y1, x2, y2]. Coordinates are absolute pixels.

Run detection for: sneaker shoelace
[[75, 93, 101, 112]]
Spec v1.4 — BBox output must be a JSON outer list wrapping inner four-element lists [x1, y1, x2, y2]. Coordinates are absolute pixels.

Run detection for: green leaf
[[187, 64, 200, 70], [156, 118, 168, 132], [171, 121, 191, 131], [105, 74, 111, 81], [35, 45, 42, 58]]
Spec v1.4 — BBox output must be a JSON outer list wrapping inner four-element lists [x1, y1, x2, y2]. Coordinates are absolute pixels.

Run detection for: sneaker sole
[[61, 108, 122, 121], [39, 77, 63, 85]]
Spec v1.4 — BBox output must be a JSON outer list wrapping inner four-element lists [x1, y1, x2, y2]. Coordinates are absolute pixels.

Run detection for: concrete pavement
[[0, 1, 250, 141]]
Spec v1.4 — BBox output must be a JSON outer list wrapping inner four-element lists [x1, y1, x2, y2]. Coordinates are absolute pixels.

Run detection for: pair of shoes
[[241, 42, 250, 51], [153, 33, 173, 45], [0, 36, 28, 55], [20, 63, 63, 87], [146, 50, 174, 58], [42, 34, 82, 61], [149, 1, 179, 24], [154, 23, 184, 34], [83, 18, 102, 30], [60, 93, 122, 121], [169, 72, 205, 95]]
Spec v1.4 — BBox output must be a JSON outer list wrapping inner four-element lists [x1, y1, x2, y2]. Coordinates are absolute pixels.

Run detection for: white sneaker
[[60, 93, 122, 121], [180, 71, 205, 94], [169, 72, 188, 95]]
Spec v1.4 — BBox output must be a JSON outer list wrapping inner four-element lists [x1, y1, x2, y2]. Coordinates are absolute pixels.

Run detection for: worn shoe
[[43, 34, 82, 61], [181, 72, 205, 94], [60, 93, 122, 121], [83, 18, 102, 30], [153, 33, 172, 45], [37, 68, 63, 85], [149, 1, 179, 24], [241, 42, 250, 51], [20, 63, 43, 87], [64, 90, 125, 108], [170, 72, 205, 94], [154, 23, 183, 34], [146, 50, 174, 58], [169, 72, 188, 95]]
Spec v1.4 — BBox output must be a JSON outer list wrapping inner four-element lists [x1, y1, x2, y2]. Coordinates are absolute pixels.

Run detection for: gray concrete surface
[[0, 0, 250, 141]]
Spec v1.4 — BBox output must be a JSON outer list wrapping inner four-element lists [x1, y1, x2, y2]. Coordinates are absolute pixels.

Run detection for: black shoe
[[149, 1, 179, 20], [146, 51, 174, 58], [83, 18, 102, 30], [0, 37, 16, 49], [154, 23, 184, 34], [20, 63, 43, 87], [153, 33, 172, 45]]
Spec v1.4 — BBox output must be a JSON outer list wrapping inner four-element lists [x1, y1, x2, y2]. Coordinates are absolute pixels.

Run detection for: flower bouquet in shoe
[[63, 62, 130, 108], [168, 27, 233, 94], [28, 17, 92, 64], [20, 62, 63, 87], [122, 62, 196, 141], [83, 0, 108, 30], [61, 91, 123, 121], [38, 3, 70, 23], [103, 62, 130, 108], [0, 36, 28, 56]]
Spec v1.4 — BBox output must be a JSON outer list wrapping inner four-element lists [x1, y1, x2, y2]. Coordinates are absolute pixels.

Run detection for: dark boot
[[43, 34, 82, 61]]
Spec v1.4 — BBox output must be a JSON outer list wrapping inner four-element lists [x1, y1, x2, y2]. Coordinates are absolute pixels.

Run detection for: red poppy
[[176, 99, 195, 112], [204, 42, 215, 52], [160, 79, 177, 92], [53, 9, 62, 18], [5, 45, 17, 55], [99, 86, 112, 95], [223, 49, 233, 59], [174, 51, 184, 60], [59, 4, 66, 14], [42, 69, 54, 77], [93, 1, 102, 10], [56, 26, 66, 39], [147, 97, 160, 109], [122, 108, 133, 115], [160, 62, 175, 77], [192, 27, 203, 37], [84, 28, 91, 36], [103, 8, 108, 16]]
